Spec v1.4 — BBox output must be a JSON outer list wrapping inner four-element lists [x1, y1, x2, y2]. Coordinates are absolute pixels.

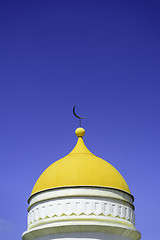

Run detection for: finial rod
[[73, 105, 86, 127]]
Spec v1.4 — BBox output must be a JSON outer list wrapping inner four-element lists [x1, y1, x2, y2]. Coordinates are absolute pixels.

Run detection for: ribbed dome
[[31, 128, 130, 195]]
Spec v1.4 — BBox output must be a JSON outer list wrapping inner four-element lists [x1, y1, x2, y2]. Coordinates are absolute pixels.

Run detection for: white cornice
[[23, 187, 140, 240]]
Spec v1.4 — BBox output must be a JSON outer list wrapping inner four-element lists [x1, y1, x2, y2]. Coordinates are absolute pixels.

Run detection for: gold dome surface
[[31, 128, 130, 195]]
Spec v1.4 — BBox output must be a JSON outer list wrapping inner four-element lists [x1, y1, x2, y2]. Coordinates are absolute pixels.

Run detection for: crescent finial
[[73, 105, 86, 127]]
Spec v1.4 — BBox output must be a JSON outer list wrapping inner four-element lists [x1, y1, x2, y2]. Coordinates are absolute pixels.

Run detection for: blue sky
[[0, 1, 160, 239]]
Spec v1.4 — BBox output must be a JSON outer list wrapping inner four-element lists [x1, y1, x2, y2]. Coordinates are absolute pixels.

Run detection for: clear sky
[[0, 1, 160, 239]]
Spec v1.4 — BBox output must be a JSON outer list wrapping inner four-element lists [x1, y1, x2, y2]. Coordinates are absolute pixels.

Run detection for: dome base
[[23, 187, 140, 240], [22, 221, 141, 240]]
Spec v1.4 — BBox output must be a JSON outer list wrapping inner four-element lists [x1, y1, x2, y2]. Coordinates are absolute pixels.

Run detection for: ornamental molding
[[28, 187, 134, 210], [28, 196, 135, 229], [23, 221, 141, 240]]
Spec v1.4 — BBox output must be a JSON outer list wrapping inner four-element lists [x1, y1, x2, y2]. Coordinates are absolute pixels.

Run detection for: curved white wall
[[22, 187, 141, 240]]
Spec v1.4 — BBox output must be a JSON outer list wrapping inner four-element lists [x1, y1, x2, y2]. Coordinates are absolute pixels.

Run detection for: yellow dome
[[31, 128, 130, 195]]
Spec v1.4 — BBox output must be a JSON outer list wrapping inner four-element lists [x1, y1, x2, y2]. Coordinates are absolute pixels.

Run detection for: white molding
[[28, 187, 133, 209], [28, 197, 135, 229], [23, 187, 140, 240], [23, 220, 141, 240]]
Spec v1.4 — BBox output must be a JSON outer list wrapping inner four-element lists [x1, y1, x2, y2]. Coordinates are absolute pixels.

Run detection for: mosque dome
[[31, 128, 130, 195]]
